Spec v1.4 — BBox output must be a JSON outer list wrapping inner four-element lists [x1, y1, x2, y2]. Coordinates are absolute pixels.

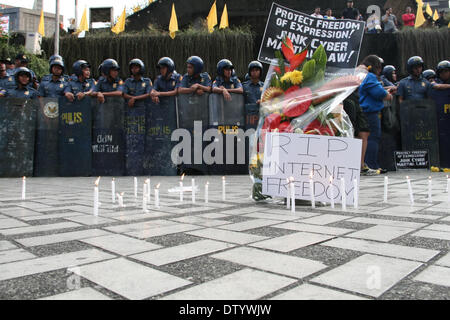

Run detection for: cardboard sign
[[395, 150, 429, 170], [262, 133, 362, 204]]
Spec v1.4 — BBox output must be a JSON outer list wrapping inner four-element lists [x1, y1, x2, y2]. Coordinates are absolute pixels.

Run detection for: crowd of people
[[311, 0, 449, 33]]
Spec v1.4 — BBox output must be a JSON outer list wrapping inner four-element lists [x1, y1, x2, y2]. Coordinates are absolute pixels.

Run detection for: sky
[[0, 0, 147, 27]]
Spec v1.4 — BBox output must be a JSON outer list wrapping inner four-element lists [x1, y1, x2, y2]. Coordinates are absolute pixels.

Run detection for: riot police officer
[[41, 55, 70, 83], [422, 69, 437, 84], [3, 58, 15, 76], [93, 59, 124, 103], [0, 62, 16, 91], [178, 56, 212, 95], [152, 57, 181, 104], [64, 60, 96, 102], [212, 59, 243, 101], [0, 67, 38, 99], [12, 53, 38, 89], [122, 59, 153, 108], [243, 61, 264, 105], [381, 65, 397, 87], [436, 60, 450, 84], [38, 59, 67, 98], [397, 56, 450, 103]]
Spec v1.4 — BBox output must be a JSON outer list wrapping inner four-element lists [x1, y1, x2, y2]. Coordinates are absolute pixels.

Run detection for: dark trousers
[[364, 111, 381, 169]]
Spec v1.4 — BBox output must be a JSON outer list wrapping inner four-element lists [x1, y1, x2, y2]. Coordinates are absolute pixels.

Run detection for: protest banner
[[262, 132, 362, 204], [258, 2, 365, 76]]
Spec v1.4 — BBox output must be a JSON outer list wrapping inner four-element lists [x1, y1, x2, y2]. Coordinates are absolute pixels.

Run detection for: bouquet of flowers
[[249, 37, 367, 201]]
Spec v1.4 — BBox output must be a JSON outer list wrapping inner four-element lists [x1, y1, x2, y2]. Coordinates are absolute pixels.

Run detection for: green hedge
[[0, 43, 49, 79]]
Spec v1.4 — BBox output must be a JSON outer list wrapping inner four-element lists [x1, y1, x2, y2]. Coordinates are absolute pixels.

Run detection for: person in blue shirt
[[122, 58, 153, 108], [397, 56, 450, 103], [212, 59, 243, 101], [243, 61, 264, 105], [41, 55, 70, 83], [0, 67, 38, 99], [64, 60, 96, 102], [178, 56, 212, 96], [0, 62, 16, 91], [359, 55, 394, 171], [12, 53, 38, 90], [38, 59, 67, 98], [2, 58, 15, 76], [93, 59, 124, 104], [435, 60, 450, 84], [152, 57, 181, 104]]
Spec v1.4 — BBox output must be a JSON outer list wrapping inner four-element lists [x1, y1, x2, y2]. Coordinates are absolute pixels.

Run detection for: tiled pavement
[[0, 172, 450, 300]]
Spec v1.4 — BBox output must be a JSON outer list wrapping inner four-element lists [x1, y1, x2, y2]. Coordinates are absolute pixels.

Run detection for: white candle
[[428, 177, 432, 204], [93, 177, 100, 216], [155, 184, 160, 208], [117, 192, 124, 208], [222, 176, 226, 201], [192, 179, 196, 204], [290, 177, 295, 213], [329, 176, 335, 209], [286, 178, 291, 210], [111, 178, 116, 204], [21, 176, 26, 200], [142, 182, 148, 212], [134, 177, 138, 199], [406, 176, 414, 205], [309, 171, 315, 209], [180, 174, 185, 202], [146, 178, 151, 204], [341, 178, 347, 211], [353, 178, 359, 209], [383, 176, 388, 203], [446, 175, 449, 193], [205, 182, 209, 203]]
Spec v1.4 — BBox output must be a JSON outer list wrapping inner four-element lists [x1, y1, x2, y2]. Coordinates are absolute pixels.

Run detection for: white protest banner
[[0, 15, 9, 34], [262, 132, 362, 204], [258, 2, 365, 76]]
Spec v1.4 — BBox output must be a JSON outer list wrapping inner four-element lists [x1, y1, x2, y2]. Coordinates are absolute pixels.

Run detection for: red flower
[[262, 113, 282, 131], [283, 87, 313, 118], [304, 119, 335, 136], [278, 121, 294, 133], [282, 37, 308, 72]]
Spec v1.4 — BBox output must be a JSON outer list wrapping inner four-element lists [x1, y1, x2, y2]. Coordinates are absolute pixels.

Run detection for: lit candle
[[117, 192, 124, 208], [134, 177, 138, 199], [383, 176, 388, 203], [93, 177, 100, 216], [111, 178, 116, 204], [192, 179, 196, 203], [428, 176, 432, 204], [21, 176, 26, 200], [353, 178, 358, 209], [142, 181, 148, 213], [406, 176, 414, 205], [222, 176, 226, 201], [290, 177, 295, 214], [341, 178, 346, 211], [329, 176, 335, 209], [180, 173, 185, 202], [286, 178, 291, 210], [146, 178, 151, 204], [155, 184, 160, 208], [309, 171, 315, 209], [205, 182, 209, 204]]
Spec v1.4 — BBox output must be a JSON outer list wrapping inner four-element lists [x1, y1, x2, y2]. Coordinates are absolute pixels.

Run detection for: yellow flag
[[207, 1, 217, 33], [219, 4, 229, 29], [38, 9, 45, 37], [133, 6, 141, 13], [169, 4, 178, 39], [111, 8, 126, 34], [149, 0, 154, 4], [425, 3, 433, 17], [77, 7, 89, 32], [415, 3, 426, 28], [432, 9, 439, 21]]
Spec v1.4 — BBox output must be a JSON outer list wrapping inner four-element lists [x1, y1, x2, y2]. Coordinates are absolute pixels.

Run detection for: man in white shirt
[[366, 10, 380, 33], [311, 7, 323, 19]]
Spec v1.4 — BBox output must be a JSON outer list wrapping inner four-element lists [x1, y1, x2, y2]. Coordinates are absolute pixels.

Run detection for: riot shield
[[58, 97, 92, 176], [125, 100, 146, 176], [431, 89, 450, 168], [91, 97, 125, 176], [34, 98, 59, 176], [176, 93, 210, 175], [144, 97, 178, 176], [207, 93, 247, 175], [0, 98, 37, 177], [379, 97, 401, 171], [245, 103, 260, 131], [400, 99, 440, 167]]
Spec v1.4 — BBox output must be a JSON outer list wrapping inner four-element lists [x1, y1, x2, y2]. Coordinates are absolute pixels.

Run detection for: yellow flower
[[280, 70, 303, 85], [431, 166, 440, 172]]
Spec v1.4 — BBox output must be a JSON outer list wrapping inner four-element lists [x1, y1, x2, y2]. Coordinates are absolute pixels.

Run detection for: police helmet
[[50, 59, 65, 74], [72, 60, 91, 77], [101, 59, 120, 76], [49, 54, 63, 63], [407, 56, 424, 74], [14, 67, 32, 83], [157, 57, 175, 73], [186, 56, 204, 75], [217, 59, 234, 77], [248, 61, 263, 76], [129, 58, 146, 75], [436, 60, 450, 75], [382, 65, 396, 81], [244, 73, 250, 81], [422, 69, 436, 81]]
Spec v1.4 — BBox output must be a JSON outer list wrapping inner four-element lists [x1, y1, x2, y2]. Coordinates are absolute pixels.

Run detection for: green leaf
[[302, 59, 316, 81], [312, 45, 327, 70]]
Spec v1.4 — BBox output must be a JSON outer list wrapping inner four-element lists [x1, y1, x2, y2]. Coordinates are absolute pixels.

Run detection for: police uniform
[[397, 76, 434, 100], [1, 87, 39, 99], [64, 77, 96, 95], [38, 77, 67, 98], [380, 75, 395, 87], [180, 72, 211, 88], [0, 75, 16, 90], [154, 72, 182, 92], [243, 80, 264, 104], [41, 74, 71, 83], [94, 77, 124, 93], [11, 68, 37, 80], [212, 76, 242, 90], [123, 77, 152, 97]]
